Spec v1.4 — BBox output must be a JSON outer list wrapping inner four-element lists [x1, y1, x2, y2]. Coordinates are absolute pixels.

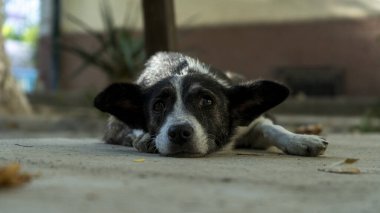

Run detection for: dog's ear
[[228, 80, 289, 126], [94, 83, 146, 130]]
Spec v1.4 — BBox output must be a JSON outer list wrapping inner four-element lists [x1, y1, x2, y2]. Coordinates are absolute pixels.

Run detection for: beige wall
[[37, 0, 380, 96], [61, 0, 143, 33], [60, 0, 380, 33], [176, 0, 380, 27]]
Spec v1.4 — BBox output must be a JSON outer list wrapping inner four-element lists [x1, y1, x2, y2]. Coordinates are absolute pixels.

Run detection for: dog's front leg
[[104, 117, 157, 153], [131, 131, 158, 153], [242, 117, 328, 156]]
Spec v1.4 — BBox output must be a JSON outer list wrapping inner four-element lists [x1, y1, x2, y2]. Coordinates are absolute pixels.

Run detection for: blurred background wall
[[32, 0, 380, 97], [2, 0, 380, 134]]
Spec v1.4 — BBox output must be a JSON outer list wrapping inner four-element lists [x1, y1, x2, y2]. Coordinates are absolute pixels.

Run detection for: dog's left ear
[[94, 83, 146, 130], [228, 80, 289, 126]]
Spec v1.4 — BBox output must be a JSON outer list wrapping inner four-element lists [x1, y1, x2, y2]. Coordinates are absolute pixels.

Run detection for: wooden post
[[51, 0, 61, 90], [142, 0, 177, 57]]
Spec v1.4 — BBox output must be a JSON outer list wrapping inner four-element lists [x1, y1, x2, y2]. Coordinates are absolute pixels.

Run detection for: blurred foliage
[[22, 26, 39, 43], [2, 24, 39, 44], [358, 102, 380, 132], [61, 1, 145, 81]]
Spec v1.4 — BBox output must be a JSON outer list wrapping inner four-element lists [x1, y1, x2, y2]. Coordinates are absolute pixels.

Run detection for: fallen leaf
[[319, 158, 361, 174], [295, 124, 323, 135], [318, 167, 361, 174], [0, 163, 32, 188], [327, 158, 359, 168], [344, 158, 359, 164], [6, 122, 19, 129], [133, 158, 145, 163]]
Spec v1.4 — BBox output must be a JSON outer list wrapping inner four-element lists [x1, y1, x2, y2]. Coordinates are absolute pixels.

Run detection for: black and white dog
[[94, 52, 328, 157]]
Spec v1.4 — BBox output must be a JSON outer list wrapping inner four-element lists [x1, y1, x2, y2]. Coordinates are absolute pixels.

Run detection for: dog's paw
[[283, 134, 328, 157], [132, 133, 157, 153]]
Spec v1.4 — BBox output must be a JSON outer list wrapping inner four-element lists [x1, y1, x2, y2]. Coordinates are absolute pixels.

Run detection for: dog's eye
[[199, 97, 213, 108], [153, 101, 165, 113]]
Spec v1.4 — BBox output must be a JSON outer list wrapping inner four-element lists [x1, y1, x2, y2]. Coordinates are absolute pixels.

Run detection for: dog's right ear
[[228, 80, 289, 126], [94, 83, 146, 130]]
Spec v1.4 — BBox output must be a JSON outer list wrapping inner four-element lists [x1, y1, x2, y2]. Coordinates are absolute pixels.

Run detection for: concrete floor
[[1, 134, 380, 213]]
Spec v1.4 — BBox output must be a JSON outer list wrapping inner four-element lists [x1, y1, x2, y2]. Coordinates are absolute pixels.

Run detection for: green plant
[[2, 24, 39, 44], [358, 102, 380, 132], [61, 1, 145, 81]]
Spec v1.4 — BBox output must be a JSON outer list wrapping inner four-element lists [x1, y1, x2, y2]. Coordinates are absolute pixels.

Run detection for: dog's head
[[94, 74, 288, 157]]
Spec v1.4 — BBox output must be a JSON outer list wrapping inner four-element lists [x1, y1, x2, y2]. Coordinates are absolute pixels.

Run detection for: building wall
[[177, 18, 380, 97], [38, 0, 380, 96], [45, 17, 380, 97], [61, 0, 143, 33], [60, 0, 380, 32]]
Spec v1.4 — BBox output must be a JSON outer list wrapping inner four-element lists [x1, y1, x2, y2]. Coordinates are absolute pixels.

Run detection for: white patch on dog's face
[[154, 76, 209, 156]]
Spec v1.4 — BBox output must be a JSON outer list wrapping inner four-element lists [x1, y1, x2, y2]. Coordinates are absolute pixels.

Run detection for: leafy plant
[[2, 24, 39, 44], [358, 102, 380, 132], [61, 1, 145, 81]]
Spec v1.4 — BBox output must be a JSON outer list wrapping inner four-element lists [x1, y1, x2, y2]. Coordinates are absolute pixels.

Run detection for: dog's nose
[[168, 124, 194, 144]]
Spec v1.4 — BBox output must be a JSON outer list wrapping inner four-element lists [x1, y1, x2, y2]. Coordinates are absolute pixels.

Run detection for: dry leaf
[[318, 167, 361, 174], [133, 158, 145, 163], [0, 163, 32, 188], [330, 167, 360, 174], [295, 124, 323, 135], [344, 158, 359, 164], [319, 158, 361, 174]]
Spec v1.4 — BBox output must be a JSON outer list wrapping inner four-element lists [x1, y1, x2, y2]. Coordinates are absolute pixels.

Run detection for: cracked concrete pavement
[[1, 134, 380, 213]]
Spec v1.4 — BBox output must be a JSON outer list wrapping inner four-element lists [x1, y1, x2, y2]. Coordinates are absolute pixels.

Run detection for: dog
[[94, 52, 328, 157]]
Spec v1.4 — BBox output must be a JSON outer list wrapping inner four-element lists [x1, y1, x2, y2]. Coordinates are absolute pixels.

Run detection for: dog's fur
[[94, 52, 328, 157]]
